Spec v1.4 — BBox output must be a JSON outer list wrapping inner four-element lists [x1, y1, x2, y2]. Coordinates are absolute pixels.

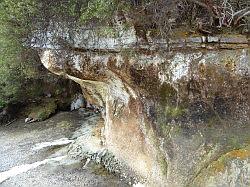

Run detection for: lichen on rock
[[192, 146, 250, 187], [37, 31, 250, 186]]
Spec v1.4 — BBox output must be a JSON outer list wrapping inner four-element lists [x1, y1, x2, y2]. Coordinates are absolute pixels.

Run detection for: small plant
[[0, 100, 7, 108], [165, 105, 186, 118]]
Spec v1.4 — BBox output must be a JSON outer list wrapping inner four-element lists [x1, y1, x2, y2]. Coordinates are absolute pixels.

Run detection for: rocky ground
[[0, 107, 249, 187], [0, 110, 129, 187]]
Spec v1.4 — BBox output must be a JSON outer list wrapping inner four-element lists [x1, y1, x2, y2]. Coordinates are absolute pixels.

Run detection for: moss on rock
[[28, 99, 57, 121], [165, 105, 186, 119]]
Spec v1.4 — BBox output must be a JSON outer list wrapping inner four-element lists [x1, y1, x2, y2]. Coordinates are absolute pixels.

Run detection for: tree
[[0, 0, 38, 107]]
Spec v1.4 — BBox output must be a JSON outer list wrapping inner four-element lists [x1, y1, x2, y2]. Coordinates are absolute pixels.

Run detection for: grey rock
[[220, 36, 248, 43], [207, 36, 219, 43]]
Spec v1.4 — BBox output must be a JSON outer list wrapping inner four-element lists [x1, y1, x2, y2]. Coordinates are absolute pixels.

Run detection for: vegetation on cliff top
[[0, 0, 249, 107]]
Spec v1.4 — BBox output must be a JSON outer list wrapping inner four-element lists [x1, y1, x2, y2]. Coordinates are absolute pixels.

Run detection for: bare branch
[[233, 7, 250, 18], [233, 7, 250, 25], [185, 0, 218, 18]]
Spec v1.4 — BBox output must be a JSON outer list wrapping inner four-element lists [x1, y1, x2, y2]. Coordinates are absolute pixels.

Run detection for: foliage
[[0, 0, 38, 107], [165, 106, 186, 119], [79, 0, 115, 23], [0, 27, 25, 107], [0, 0, 248, 108], [28, 99, 57, 121], [1, 0, 248, 49], [0, 0, 115, 108]]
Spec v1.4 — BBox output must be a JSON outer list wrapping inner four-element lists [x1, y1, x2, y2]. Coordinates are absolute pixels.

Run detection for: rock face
[[70, 94, 86, 111], [193, 148, 250, 187], [38, 32, 249, 186]]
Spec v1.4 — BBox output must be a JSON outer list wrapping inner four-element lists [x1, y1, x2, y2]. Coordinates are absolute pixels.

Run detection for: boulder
[[27, 99, 57, 122], [38, 33, 250, 186]]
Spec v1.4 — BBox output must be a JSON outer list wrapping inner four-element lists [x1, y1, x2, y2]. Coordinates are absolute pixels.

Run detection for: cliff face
[[39, 32, 249, 186]]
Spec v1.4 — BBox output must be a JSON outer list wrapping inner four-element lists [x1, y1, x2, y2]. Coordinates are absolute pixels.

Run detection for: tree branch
[[185, 0, 218, 18], [232, 7, 250, 25]]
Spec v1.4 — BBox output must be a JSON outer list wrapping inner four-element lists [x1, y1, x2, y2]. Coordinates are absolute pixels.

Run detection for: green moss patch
[[28, 99, 57, 121], [165, 105, 186, 118]]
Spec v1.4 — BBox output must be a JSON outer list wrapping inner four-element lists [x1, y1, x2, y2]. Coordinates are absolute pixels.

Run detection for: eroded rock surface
[[38, 32, 249, 186], [0, 111, 129, 186]]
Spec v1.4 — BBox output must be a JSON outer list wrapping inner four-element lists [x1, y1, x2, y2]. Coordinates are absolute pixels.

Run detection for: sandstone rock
[[192, 148, 250, 187], [38, 33, 250, 186]]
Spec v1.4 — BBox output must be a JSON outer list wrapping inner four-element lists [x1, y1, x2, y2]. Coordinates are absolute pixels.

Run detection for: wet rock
[[188, 101, 215, 123]]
